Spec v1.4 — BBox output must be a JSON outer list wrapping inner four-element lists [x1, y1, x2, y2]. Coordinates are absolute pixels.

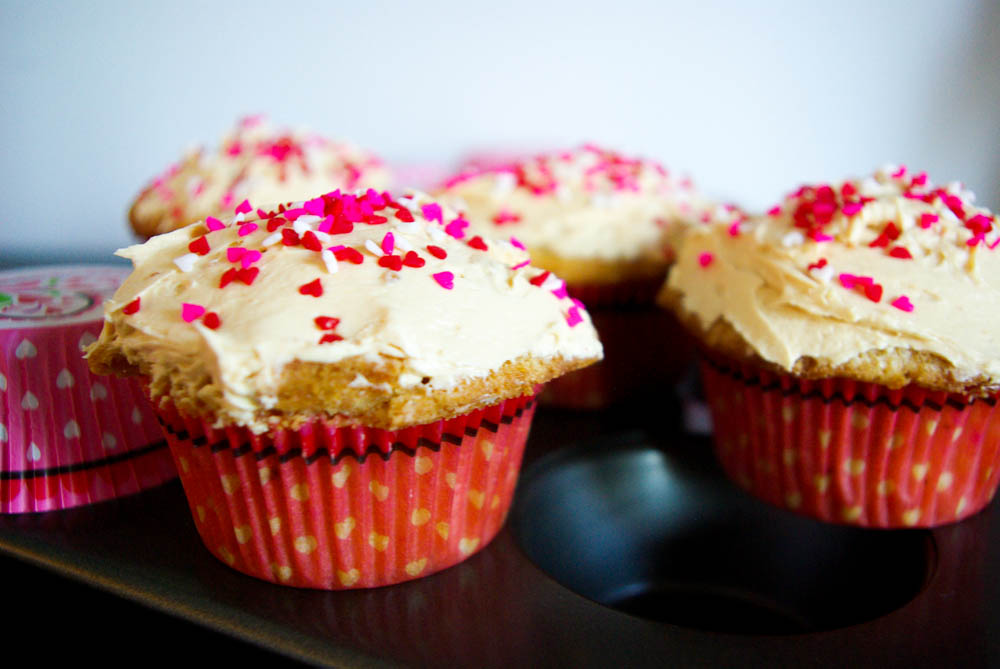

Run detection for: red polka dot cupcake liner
[[0, 266, 175, 513], [701, 356, 1000, 528], [154, 393, 537, 589]]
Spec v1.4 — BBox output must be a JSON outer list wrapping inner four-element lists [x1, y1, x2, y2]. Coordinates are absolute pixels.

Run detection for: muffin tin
[[0, 400, 997, 666]]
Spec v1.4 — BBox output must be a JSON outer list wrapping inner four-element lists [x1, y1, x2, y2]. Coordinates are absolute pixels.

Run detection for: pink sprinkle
[[329, 244, 346, 253], [989, 237, 1000, 250], [919, 213, 939, 229], [727, 221, 742, 237], [551, 284, 568, 300], [235, 199, 252, 215], [205, 216, 225, 231], [509, 236, 526, 250], [421, 203, 443, 224], [226, 247, 246, 262], [565, 306, 582, 328], [238, 222, 258, 237], [766, 205, 782, 217], [891, 295, 914, 312], [839, 273, 858, 289], [698, 252, 714, 268], [511, 260, 531, 270], [841, 202, 863, 216], [381, 232, 395, 255], [221, 191, 234, 209], [890, 165, 907, 179], [911, 172, 928, 187], [181, 303, 205, 323], [432, 271, 454, 290], [444, 217, 469, 239], [317, 215, 334, 233], [241, 249, 262, 268], [811, 231, 834, 242], [571, 298, 586, 310], [304, 198, 326, 216]]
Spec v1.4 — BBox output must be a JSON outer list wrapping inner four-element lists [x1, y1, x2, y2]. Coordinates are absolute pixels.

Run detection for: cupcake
[[437, 144, 706, 407], [87, 188, 602, 588], [128, 115, 391, 238], [662, 165, 1000, 528], [0, 266, 175, 512]]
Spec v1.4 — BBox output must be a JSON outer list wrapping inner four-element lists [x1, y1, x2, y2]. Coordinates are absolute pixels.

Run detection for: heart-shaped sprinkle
[[56, 369, 74, 389], [298, 278, 323, 297], [181, 303, 206, 322], [240, 249, 262, 268], [432, 271, 454, 290], [122, 297, 141, 315], [63, 420, 81, 439], [205, 216, 225, 231], [15, 339, 37, 359], [226, 247, 246, 262]]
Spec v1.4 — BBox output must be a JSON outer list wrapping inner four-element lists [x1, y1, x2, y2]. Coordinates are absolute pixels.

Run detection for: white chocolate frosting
[[91, 189, 602, 431], [130, 116, 391, 235], [436, 145, 703, 264], [668, 166, 1000, 387]]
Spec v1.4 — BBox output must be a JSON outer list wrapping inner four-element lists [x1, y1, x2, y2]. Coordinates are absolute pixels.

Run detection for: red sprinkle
[[433, 271, 454, 290], [394, 208, 415, 222], [918, 213, 939, 229], [319, 333, 344, 344], [868, 222, 901, 249], [122, 297, 141, 315], [492, 209, 521, 225], [529, 271, 551, 287], [864, 283, 883, 303], [266, 217, 288, 232], [426, 245, 447, 259], [377, 254, 403, 271], [301, 231, 323, 252], [888, 246, 913, 259], [402, 251, 425, 268], [333, 247, 364, 264], [298, 278, 323, 297], [314, 316, 340, 330], [202, 312, 221, 330], [891, 295, 914, 312], [237, 267, 260, 286], [698, 252, 714, 268], [219, 268, 238, 288], [806, 258, 828, 271], [281, 228, 301, 246], [188, 236, 210, 256], [467, 235, 488, 251]]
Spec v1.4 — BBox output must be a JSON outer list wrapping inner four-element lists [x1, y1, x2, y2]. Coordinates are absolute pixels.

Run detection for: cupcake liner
[[702, 356, 1000, 528], [155, 393, 537, 589], [0, 266, 175, 513]]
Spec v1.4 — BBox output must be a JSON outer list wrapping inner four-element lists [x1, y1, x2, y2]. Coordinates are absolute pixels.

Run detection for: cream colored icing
[[436, 145, 704, 263], [669, 166, 1000, 383], [132, 116, 391, 234], [93, 189, 602, 431]]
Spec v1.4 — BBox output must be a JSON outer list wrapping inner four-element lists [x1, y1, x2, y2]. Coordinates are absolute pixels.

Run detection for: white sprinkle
[[173, 253, 198, 272], [233, 212, 246, 223], [395, 235, 414, 252], [296, 214, 321, 226], [364, 239, 384, 257], [782, 231, 805, 247], [293, 218, 316, 235], [945, 181, 964, 195], [812, 264, 835, 283], [314, 230, 332, 243], [492, 172, 517, 199], [541, 275, 563, 291], [348, 373, 372, 388], [395, 221, 421, 235], [261, 232, 282, 247], [428, 226, 446, 242], [321, 249, 339, 274]]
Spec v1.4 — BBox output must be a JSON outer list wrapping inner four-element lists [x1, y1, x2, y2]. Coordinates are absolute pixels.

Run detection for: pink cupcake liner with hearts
[[154, 391, 537, 589], [702, 355, 1000, 528], [0, 266, 175, 513]]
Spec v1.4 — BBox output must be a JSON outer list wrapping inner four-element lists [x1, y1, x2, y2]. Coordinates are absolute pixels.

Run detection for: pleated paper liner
[[155, 393, 537, 589], [0, 266, 176, 513], [701, 355, 1000, 528], [541, 276, 695, 409]]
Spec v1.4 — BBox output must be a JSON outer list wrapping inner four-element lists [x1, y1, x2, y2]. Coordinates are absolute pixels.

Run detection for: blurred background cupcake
[[128, 115, 392, 238], [436, 144, 709, 408], [87, 188, 601, 588], [662, 165, 1000, 528]]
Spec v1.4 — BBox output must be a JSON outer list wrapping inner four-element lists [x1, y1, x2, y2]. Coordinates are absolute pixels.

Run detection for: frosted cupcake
[[662, 166, 1000, 528], [88, 188, 601, 588], [128, 116, 391, 238], [437, 144, 705, 407]]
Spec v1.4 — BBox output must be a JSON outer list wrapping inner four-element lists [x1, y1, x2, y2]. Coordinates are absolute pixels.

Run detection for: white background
[[2, 0, 998, 265]]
